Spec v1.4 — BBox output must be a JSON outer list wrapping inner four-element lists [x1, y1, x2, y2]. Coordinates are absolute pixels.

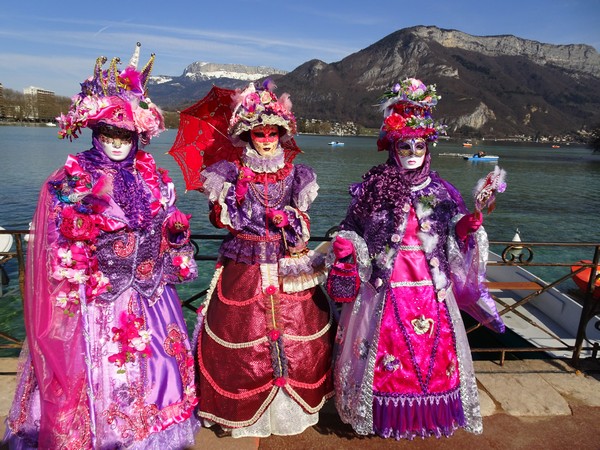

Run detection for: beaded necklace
[[248, 179, 286, 207]]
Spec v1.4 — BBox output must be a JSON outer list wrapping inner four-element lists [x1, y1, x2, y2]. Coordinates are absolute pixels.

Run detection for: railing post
[[572, 245, 600, 366], [15, 233, 26, 302]]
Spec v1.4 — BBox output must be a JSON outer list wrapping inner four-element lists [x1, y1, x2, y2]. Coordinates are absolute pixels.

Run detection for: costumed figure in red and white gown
[[326, 78, 505, 440], [195, 81, 334, 438], [3, 44, 199, 449]]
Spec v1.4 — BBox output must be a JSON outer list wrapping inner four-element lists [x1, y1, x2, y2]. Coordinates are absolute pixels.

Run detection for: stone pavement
[[1, 358, 599, 449]]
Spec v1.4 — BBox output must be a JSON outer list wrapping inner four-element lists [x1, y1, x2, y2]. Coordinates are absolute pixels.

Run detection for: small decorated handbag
[[327, 250, 360, 303]]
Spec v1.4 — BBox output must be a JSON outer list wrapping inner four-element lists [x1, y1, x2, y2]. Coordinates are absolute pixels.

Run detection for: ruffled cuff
[[279, 250, 326, 293], [283, 206, 310, 245]]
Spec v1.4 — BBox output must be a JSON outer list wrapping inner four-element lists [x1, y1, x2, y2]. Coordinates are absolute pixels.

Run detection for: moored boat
[[464, 153, 499, 161], [486, 251, 600, 358], [328, 141, 344, 146]]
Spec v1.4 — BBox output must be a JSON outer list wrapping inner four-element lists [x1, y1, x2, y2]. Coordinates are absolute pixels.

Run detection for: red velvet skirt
[[197, 258, 334, 427]]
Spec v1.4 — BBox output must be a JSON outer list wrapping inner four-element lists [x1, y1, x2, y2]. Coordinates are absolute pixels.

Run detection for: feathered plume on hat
[[57, 42, 165, 146], [376, 78, 446, 151], [228, 79, 297, 147]]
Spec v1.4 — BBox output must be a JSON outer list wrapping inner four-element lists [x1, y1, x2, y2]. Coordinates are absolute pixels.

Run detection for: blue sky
[[1, 0, 599, 97]]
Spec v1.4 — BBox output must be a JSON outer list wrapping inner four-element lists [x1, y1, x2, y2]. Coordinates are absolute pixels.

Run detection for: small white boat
[[0, 227, 13, 255], [439, 152, 473, 158], [0, 226, 14, 296], [327, 141, 344, 146], [45, 122, 57, 127]]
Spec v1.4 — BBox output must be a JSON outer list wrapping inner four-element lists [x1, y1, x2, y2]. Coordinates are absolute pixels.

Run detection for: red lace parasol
[[168, 85, 302, 191]]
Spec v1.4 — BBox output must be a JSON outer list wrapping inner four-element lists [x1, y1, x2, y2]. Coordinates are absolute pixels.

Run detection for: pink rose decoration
[[59, 207, 99, 242], [265, 285, 278, 296], [269, 329, 281, 340]]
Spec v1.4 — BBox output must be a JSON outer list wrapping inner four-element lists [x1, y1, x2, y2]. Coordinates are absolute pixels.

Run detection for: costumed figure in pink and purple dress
[[3, 44, 199, 449], [327, 78, 505, 440], [196, 81, 334, 438]]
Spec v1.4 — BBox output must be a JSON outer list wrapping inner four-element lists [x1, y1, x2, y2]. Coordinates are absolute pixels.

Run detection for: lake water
[[1, 126, 599, 353]]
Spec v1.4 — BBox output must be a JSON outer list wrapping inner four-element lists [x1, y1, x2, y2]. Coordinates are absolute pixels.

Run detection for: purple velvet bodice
[[341, 172, 466, 292], [201, 160, 318, 265]]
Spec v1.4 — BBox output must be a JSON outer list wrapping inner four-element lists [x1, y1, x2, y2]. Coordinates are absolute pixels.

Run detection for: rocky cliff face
[[411, 26, 600, 77], [270, 26, 600, 137], [149, 26, 600, 138], [182, 62, 287, 81]]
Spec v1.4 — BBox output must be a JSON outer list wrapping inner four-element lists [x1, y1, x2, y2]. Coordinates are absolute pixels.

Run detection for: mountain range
[[148, 26, 600, 138]]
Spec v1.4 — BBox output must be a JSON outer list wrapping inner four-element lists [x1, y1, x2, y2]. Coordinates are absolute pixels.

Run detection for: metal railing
[[1, 229, 599, 366]]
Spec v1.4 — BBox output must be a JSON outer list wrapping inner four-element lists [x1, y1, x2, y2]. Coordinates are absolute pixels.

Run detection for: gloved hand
[[333, 236, 354, 259], [456, 211, 483, 242], [235, 167, 255, 204], [167, 210, 191, 233], [266, 209, 289, 228]]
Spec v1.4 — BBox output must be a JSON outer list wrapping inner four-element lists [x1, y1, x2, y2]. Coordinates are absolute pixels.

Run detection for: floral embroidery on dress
[[104, 383, 161, 443], [164, 325, 195, 394], [136, 260, 155, 280], [113, 232, 136, 257]]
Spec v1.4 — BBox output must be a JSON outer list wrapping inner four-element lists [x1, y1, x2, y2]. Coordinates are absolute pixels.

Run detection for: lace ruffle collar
[[242, 145, 285, 173]]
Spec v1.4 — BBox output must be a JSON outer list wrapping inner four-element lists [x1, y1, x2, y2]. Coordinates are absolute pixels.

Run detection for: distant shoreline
[[0, 122, 588, 145]]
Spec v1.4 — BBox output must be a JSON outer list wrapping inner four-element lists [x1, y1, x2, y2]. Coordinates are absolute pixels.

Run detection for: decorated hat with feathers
[[228, 80, 297, 147], [57, 42, 164, 146], [377, 78, 446, 151]]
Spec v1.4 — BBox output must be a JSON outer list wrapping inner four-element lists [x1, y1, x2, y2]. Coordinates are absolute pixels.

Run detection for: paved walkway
[[1, 358, 599, 449]]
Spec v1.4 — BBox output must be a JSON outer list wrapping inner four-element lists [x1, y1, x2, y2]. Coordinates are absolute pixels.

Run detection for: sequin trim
[[390, 280, 433, 287], [237, 232, 282, 242], [286, 383, 334, 414], [204, 319, 269, 349], [198, 387, 279, 428], [397, 244, 423, 251]]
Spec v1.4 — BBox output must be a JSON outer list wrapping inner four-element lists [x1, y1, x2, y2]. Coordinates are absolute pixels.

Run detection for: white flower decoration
[[138, 329, 152, 344], [57, 248, 73, 266], [55, 291, 68, 308], [437, 289, 447, 302]]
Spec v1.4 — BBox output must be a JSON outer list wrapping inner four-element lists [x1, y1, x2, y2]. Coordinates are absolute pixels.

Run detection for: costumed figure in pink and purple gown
[[327, 78, 505, 440], [196, 81, 334, 438], [4, 44, 199, 449]]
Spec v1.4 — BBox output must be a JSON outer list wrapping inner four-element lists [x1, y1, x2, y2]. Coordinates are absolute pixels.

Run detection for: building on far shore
[[23, 86, 55, 122]]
